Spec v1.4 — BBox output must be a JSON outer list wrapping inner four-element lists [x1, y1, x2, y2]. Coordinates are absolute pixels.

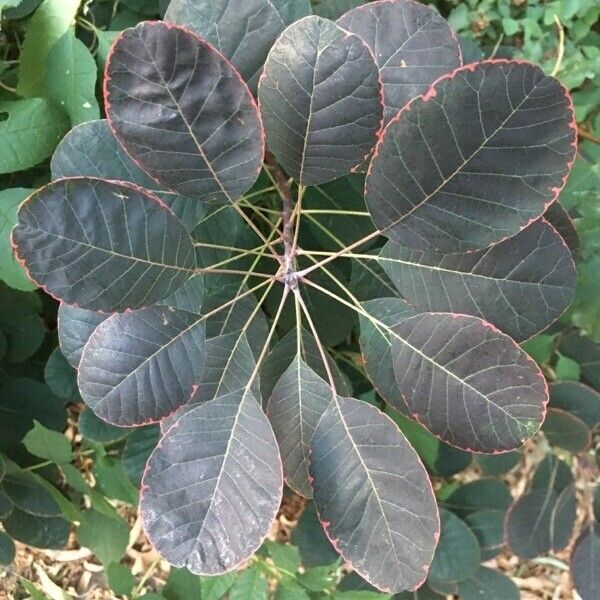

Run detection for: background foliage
[[0, 0, 597, 598]]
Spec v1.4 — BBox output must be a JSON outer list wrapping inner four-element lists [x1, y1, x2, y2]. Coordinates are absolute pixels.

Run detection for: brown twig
[[578, 127, 600, 144]]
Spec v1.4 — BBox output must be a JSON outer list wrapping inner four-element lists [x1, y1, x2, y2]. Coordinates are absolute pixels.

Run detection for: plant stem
[[296, 230, 380, 278], [133, 556, 161, 597], [301, 209, 370, 216], [232, 203, 283, 265], [193, 240, 281, 258]]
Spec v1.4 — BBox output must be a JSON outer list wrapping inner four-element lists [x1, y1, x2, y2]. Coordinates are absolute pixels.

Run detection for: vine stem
[[295, 230, 380, 278]]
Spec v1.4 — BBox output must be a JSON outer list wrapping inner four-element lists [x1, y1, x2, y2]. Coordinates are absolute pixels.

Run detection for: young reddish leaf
[[310, 396, 439, 593], [57, 304, 109, 369], [366, 61, 576, 252], [78, 306, 206, 427], [337, 0, 462, 122], [391, 313, 547, 452], [267, 358, 333, 498], [549, 381, 600, 428], [105, 22, 264, 203], [141, 389, 283, 575], [51, 119, 206, 230], [258, 15, 383, 185], [544, 201, 580, 262], [13, 178, 196, 312], [379, 219, 576, 342], [164, 0, 311, 91], [571, 524, 600, 600]]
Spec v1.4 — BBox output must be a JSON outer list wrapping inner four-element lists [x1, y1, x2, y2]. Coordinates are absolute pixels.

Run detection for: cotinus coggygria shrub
[[11, 0, 578, 594]]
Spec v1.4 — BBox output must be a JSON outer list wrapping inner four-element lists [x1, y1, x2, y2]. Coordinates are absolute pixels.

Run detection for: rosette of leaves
[[11, 0, 579, 594]]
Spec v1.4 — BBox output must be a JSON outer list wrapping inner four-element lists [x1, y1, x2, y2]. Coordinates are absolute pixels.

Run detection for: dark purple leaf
[[57, 304, 109, 369], [549, 381, 600, 428], [13, 178, 196, 312], [310, 396, 439, 593], [141, 388, 282, 575], [51, 120, 206, 230], [571, 523, 600, 600], [164, 0, 311, 91], [267, 358, 332, 498], [337, 0, 461, 122], [78, 306, 206, 426], [366, 60, 577, 252], [258, 15, 383, 185], [358, 297, 416, 416], [105, 22, 264, 202], [380, 219, 576, 341], [391, 313, 547, 452]]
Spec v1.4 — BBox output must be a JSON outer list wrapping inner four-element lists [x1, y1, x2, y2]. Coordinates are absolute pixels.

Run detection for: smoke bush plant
[[11, 0, 578, 593]]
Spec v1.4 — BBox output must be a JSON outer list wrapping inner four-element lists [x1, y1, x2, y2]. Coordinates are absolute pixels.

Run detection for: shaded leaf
[[310, 396, 439, 593], [78, 306, 206, 426], [23, 421, 72, 464], [2, 508, 69, 549], [429, 566, 519, 600], [560, 333, 600, 390], [78, 407, 131, 445], [441, 479, 512, 519], [464, 509, 506, 560], [366, 61, 576, 252], [165, 0, 311, 91], [267, 358, 332, 497], [531, 454, 573, 494], [542, 408, 591, 452], [428, 509, 480, 586], [44, 347, 79, 402], [0, 487, 14, 519], [290, 502, 337, 568], [51, 119, 206, 230], [338, 0, 461, 122], [549, 381, 600, 428], [106, 562, 135, 597], [13, 178, 197, 312], [544, 201, 580, 261], [474, 452, 520, 476], [94, 456, 139, 505], [380, 219, 577, 341], [105, 21, 264, 202], [122, 425, 161, 487], [259, 15, 382, 185], [571, 523, 600, 600], [0, 530, 15, 565]]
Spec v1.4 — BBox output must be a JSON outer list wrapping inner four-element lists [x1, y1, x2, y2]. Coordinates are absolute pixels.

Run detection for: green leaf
[[555, 353, 582, 381], [16, 0, 81, 97], [93, 456, 139, 505], [23, 421, 72, 464], [521, 334, 556, 365], [77, 510, 129, 566], [229, 568, 269, 600], [0, 530, 15, 565], [0, 98, 69, 174], [44, 28, 100, 126], [464, 509, 506, 560], [291, 502, 337, 568], [78, 408, 131, 445], [122, 426, 160, 488], [441, 480, 512, 519], [264, 540, 302, 575], [3, 508, 69, 549], [275, 582, 311, 600], [2, 470, 61, 517], [44, 348, 80, 402], [200, 572, 236, 600], [0, 188, 36, 291], [106, 562, 135, 597], [0, 1, 22, 14], [475, 452, 520, 476], [542, 408, 591, 452], [297, 565, 338, 593], [163, 568, 202, 600]]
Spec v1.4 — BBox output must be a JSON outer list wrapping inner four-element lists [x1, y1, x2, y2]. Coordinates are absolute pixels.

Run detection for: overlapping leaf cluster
[[10, 0, 585, 594]]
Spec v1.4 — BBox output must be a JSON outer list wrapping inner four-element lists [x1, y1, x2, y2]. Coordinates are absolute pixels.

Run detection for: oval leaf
[[141, 389, 282, 575], [366, 60, 577, 252], [380, 219, 576, 341], [310, 396, 439, 593], [13, 178, 196, 312], [337, 0, 461, 122], [571, 524, 600, 600], [259, 15, 383, 185], [391, 313, 547, 452], [105, 21, 264, 202], [544, 201, 579, 261], [267, 358, 333, 498], [549, 381, 600, 428], [541, 408, 591, 453], [51, 119, 206, 230], [165, 0, 311, 91], [78, 306, 206, 426]]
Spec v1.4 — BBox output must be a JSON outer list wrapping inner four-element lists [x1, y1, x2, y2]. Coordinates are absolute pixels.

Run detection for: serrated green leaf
[[229, 568, 268, 600], [44, 28, 100, 126], [264, 540, 302, 575], [23, 421, 72, 464]]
